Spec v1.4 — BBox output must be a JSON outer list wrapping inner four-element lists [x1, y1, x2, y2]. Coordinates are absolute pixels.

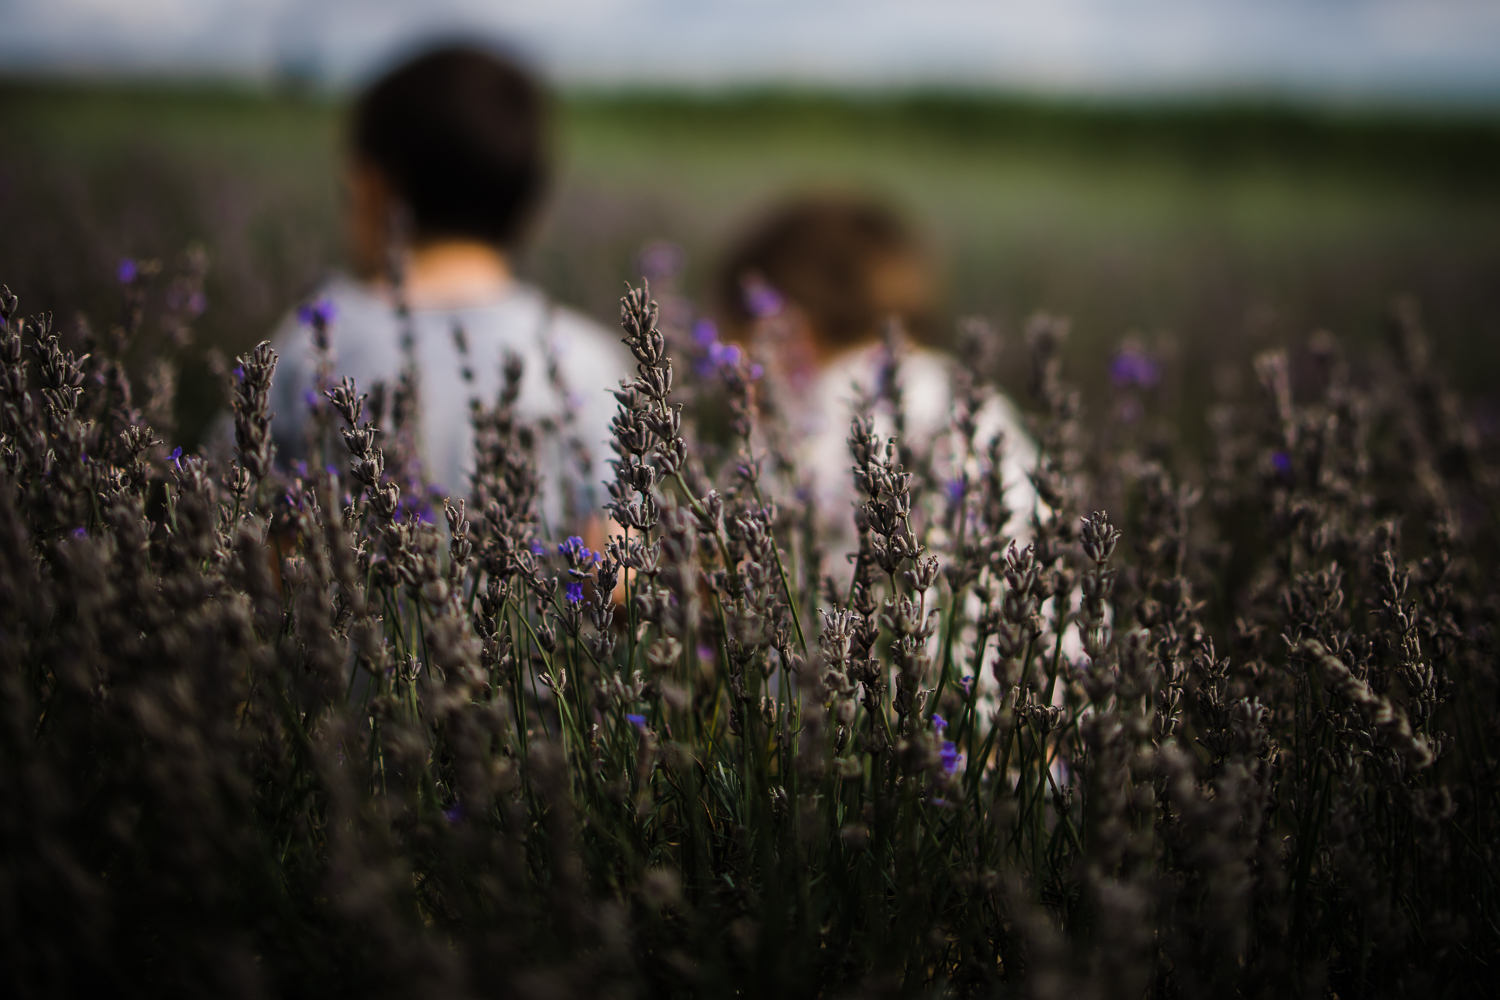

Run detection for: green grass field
[[3, 79, 1498, 445]]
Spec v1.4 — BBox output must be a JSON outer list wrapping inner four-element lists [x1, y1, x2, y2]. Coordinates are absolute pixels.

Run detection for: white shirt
[[778, 342, 1036, 583], [269, 274, 630, 530]]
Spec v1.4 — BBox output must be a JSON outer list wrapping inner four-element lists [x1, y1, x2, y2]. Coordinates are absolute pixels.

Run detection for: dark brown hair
[[352, 44, 547, 249], [715, 196, 934, 349]]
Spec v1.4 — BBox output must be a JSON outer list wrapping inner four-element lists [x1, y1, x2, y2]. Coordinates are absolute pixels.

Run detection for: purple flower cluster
[[692, 319, 763, 379], [928, 715, 962, 775], [1109, 346, 1161, 388], [297, 297, 338, 329], [740, 274, 785, 319], [939, 742, 963, 776], [167, 286, 207, 318], [558, 535, 602, 566], [397, 490, 436, 525]]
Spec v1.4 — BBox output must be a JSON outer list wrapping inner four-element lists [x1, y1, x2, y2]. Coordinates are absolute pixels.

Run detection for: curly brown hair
[[715, 195, 935, 349]]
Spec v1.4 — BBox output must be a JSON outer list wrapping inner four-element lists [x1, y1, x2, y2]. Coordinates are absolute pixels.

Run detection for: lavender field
[[2, 80, 1500, 997]]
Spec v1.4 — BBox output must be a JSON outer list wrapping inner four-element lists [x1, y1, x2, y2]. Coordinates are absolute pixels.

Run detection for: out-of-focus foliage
[[3, 81, 1500, 452], [1, 267, 1498, 997]]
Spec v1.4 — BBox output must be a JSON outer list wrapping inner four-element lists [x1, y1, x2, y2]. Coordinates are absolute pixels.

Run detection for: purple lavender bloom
[[1109, 347, 1161, 389], [297, 297, 338, 328], [959, 675, 974, 696], [742, 276, 785, 319], [692, 319, 757, 378], [626, 713, 648, 731], [292, 460, 308, 478], [231, 365, 244, 381], [559, 536, 601, 566], [117, 258, 137, 284], [698, 644, 715, 664], [420, 507, 436, 525], [945, 479, 965, 505], [1272, 451, 1293, 477], [565, 582, 585, 604], [169, 446, 183, 467], [443, 801, 465, 825], [303, 390, 320, 410], [396, 493, 436, 525], [939, 741, 963, 776], [708, 341, 743, 369], [530, 540, 547, 556], [692, 320, 720, 375], [932, 714, 948, 733], [72, 526, 87, 539]]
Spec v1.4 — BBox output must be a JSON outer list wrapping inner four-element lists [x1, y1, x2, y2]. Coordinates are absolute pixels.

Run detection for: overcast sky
[[3, 0, 1500, 100]]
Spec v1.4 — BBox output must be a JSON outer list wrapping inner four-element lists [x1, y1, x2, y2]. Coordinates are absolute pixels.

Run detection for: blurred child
[[714, 195, 1035, 566], [267, 44, 628, 526]]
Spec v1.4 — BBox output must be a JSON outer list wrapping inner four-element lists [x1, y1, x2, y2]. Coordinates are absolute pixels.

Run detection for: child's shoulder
[[538, 297, 631, 384], [543, 298, 622, 350], [270, 274, 399, 365]]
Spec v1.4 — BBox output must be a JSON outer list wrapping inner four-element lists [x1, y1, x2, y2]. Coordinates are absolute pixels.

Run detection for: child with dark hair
[[714, 195, 1034, 565], [268, 44, 628, 522]]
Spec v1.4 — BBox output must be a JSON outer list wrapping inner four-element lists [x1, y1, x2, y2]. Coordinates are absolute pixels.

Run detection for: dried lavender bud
[[620, 283, 667, 369], [1081, 510, 1121, 564], [231, 340, 278, 481], [1298, 638, 1432, 768], [326, 376, 365, 427], [371, 480, 401, 520]]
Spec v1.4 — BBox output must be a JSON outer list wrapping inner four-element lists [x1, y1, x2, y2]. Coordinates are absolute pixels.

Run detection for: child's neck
[[395, 240, 512, 309]]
